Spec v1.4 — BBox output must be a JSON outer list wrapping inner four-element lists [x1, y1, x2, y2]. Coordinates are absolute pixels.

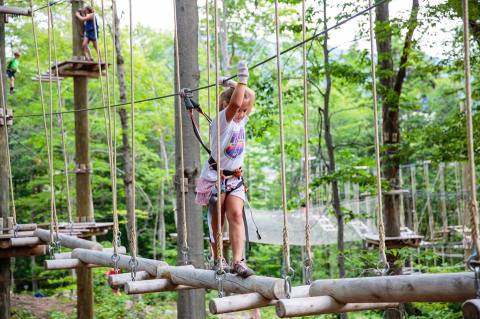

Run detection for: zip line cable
[[15, 0, 389, 120]]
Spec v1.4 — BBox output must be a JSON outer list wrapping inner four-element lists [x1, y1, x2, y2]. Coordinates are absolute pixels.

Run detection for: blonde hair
[[219, 87, 252, 111]]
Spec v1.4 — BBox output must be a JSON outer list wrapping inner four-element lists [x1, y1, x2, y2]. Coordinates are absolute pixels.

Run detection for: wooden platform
[[31, 74, 65, 82], [0, 220, 113, 257], [363, 234, 423, 249], [50, 59, 110, 78]]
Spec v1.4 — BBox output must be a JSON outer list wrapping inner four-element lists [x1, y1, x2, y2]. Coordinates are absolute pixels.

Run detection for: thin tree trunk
[[375, 1, 419, 318], [112, 3, 134, 247], [155, 135, 168, 259], [175, 0, 205, 317]]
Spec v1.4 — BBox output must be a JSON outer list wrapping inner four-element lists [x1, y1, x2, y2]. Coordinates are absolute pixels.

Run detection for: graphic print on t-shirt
[[224, 127, 245, 159]]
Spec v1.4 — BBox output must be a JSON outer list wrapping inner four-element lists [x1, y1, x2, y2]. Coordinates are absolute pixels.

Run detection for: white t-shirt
[[200, 110, 248, 181]]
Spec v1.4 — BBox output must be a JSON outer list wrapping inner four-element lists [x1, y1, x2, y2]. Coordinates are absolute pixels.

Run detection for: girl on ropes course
[[7, 51, 21, 94], [195, 61, 256, 278], [75, 6, 100, 61]]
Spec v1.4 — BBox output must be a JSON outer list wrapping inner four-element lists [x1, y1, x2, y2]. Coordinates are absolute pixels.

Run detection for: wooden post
[[0, 0, 11, 315], [71, 1, 94, 318], [174, 0, 205, 318], [276, 296, 399, 318], [310, 272, 477, 303]]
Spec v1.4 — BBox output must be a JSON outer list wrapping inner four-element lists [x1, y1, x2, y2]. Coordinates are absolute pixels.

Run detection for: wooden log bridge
[[35, 229, 103, 250], [276, 296, 399, 317], [159, 267, 286, 300], [54, 246, 126, 259], [310, 272, 477, 303], [71, 248, 167, 276], [209, 285, 310, 315]]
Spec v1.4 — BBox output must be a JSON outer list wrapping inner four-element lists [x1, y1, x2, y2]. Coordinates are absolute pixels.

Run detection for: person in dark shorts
[[7, 52, 20, 94], [75, 6, 100, 61]]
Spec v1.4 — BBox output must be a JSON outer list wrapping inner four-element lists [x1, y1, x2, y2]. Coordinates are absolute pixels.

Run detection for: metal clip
[[181, 246, 189, 265], [303, 258, 312, 285], [111, 253, 120, 274], [129, 258, 139, 282], [282, 267, 295, 299], [215, 270, 226, 298]]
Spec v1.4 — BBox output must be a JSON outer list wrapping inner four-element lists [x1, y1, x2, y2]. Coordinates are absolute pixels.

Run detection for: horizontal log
[[310, 272, 476, 303], [0, 245, 46, 258], [71, 248, 167, 276], [35, 229, 103, 250], [125, 279, 191, 294], [276, 296, 399, 317], [54, 246, 126, 259], [10, 237, 42, 247], [209, 285, 310, 314], [1, 224, 37, 231], [108, 271, 152, 288], [0, 5, 31, 16], [160, 267, 285, 300], [44, 258, 98, 270], [0, 231, 35, 239]]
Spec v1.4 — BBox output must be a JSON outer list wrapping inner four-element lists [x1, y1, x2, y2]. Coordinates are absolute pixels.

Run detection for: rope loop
[[129, 258, 139, 281], [376, 257, 390, 276]]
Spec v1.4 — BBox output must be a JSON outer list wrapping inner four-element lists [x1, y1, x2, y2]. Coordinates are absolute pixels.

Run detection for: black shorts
[[84, 29, 97, 41], [6, 69, 15, 79]]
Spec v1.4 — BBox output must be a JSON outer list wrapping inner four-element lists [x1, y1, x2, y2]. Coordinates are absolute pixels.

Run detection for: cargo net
[[245, 196, 379, 246]]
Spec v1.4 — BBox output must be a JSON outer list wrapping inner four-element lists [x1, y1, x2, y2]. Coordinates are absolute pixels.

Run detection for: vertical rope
[[111, 0, 120, 254], [213, 0, 224, 272], [45, 4, 60, 242], [49, 3, 73, 226], [301, 0, 313, 285], [462, 0, 480, 258], [368, 0, 387, 265], [173, 0, 189, 263], [274, 0, 291, 279], [206, 0, 211, 123], [128, 0, 137, 263]]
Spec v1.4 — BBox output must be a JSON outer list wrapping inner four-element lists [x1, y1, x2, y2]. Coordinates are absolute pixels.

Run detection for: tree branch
[[394, 0, 420, 95]]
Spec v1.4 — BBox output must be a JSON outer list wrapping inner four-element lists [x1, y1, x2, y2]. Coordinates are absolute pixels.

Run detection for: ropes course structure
[[1, 0, 480, 318]]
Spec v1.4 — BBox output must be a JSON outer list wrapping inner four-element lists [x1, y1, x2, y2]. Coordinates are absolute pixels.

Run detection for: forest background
[[4, 0, 480, 318]]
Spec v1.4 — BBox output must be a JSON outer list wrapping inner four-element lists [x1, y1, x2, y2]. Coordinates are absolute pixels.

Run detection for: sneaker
[[9, 87, 14, 94], [232, 259, 255, 278], [212, 258, 230, 273]]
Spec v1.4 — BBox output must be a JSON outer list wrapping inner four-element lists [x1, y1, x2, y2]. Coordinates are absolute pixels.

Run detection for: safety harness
[[180, 89, 261, 252]]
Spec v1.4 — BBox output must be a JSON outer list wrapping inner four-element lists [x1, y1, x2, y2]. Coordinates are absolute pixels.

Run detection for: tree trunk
[[175, 1, 205, 318], [112, 1, 134, 248], [375, 1, 419, 318], [0, 0, 11, 316]]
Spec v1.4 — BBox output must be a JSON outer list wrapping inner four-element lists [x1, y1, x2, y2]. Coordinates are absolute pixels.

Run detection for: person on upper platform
[[75, 6, 100, 61]]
